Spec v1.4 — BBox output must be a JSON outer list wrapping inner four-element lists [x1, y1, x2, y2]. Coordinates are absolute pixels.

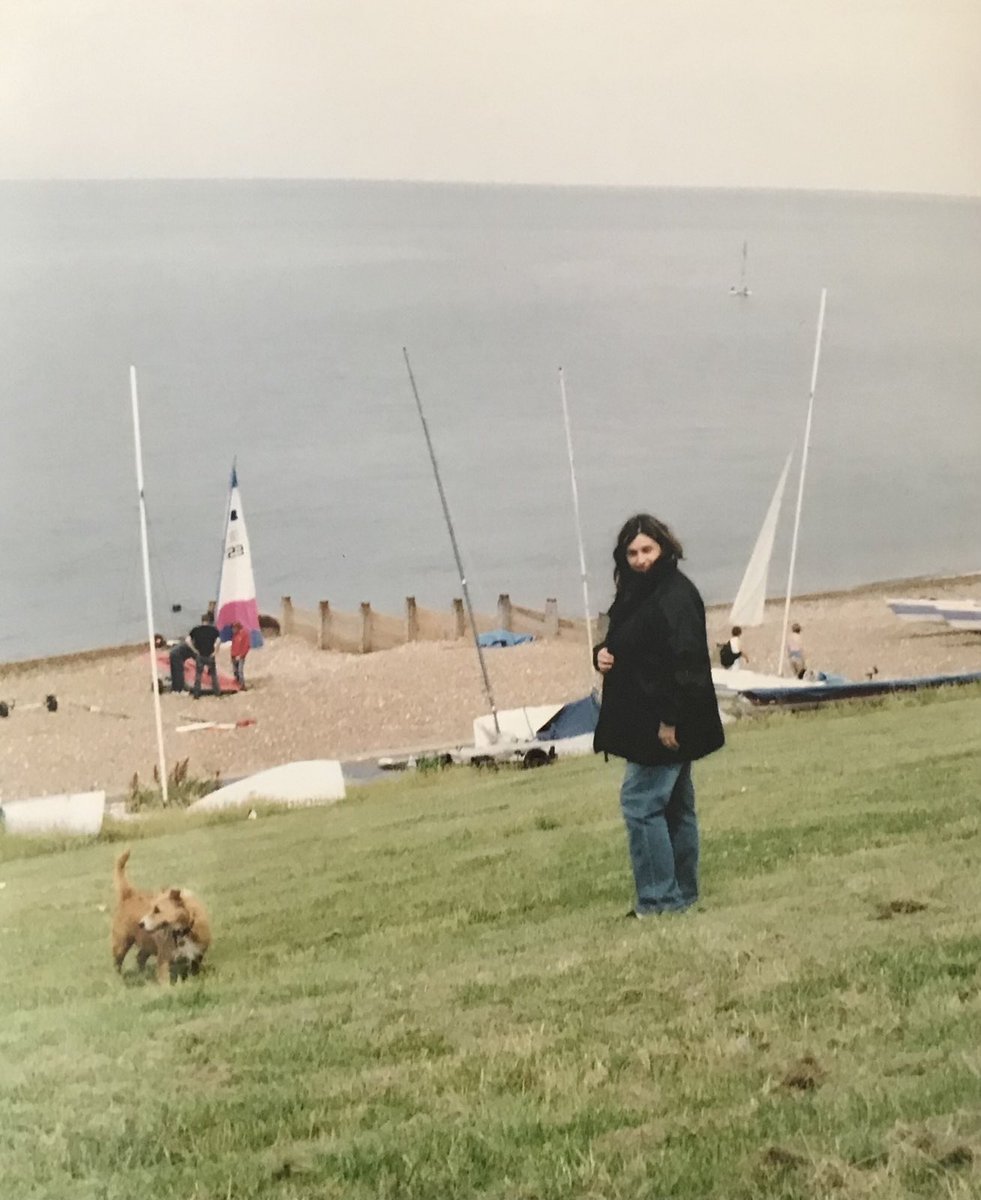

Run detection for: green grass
[[2, 688, 981, 1198]]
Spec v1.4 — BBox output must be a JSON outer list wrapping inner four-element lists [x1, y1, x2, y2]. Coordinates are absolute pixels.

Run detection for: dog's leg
[[112, 935, 134, 972], [136, 948, 151, 972], [155, 954, 173, 985]]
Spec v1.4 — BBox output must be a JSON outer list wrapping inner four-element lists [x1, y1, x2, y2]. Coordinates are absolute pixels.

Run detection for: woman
[[593, 514, 725, 916]]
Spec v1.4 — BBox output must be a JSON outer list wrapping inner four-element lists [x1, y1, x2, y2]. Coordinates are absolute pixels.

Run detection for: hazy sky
[[3, 0, 979, 194]]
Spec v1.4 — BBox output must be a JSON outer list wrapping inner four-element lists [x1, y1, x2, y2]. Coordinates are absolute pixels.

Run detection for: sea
[[1, 180, 979, 662]]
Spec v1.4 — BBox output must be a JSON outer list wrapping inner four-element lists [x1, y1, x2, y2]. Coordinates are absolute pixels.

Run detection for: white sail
[[728, 452, 793, 628], [215, 465, 263, 647]]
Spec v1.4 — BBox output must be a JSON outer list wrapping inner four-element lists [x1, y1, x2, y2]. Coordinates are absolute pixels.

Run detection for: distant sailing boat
[[215, 464, 263, 649], [729, 241, 751, 297]]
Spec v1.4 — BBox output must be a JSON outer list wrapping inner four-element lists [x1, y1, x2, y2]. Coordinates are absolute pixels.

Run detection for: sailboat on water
[[215, 464, 263, 650], [729, 241, 751, 297]]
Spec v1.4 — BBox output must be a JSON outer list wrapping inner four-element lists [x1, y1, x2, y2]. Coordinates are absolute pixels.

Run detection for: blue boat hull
[[743, 671, 981, 708]]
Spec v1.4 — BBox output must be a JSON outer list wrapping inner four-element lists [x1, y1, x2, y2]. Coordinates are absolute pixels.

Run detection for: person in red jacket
[[230, 621, 251, 691]]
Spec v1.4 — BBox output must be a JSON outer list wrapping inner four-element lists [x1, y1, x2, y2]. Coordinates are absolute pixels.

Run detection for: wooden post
[[360, 602, 373, 654], [281, 596, 294, 636], [405, 596, 418, 642], [452, 598, 465, 639], [544, 598, 559, 638], [497, 593, 512, 631], [318, 601, 331, 650]]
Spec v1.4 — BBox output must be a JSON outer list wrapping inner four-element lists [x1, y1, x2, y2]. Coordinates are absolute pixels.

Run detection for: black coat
[[593, 557, 725, 767]]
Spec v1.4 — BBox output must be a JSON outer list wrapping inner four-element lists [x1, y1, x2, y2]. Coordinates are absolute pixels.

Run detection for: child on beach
[[718, 626, 748, 670], [230, 621, 251, 690], [786, 623, 806, 679]]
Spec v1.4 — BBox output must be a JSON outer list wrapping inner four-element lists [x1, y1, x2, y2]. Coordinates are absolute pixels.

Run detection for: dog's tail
[[114, 849, 134, 900]]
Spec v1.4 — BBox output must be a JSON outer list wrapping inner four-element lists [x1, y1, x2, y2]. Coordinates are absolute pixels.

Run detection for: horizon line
[[0, 175, 977, 202]]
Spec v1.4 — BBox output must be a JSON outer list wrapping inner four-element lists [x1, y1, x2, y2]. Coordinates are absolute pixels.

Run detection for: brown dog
[[138, 885, 212, 982], [111, 849, 212, 983]]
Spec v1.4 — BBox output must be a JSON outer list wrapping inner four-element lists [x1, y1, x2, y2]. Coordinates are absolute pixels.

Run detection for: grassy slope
[[1, 690, 981, 1199]]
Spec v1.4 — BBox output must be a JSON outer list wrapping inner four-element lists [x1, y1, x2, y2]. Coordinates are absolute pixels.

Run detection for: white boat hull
[[1, 789, 106, 836], [712, 667, 821, 695], [886, 597, 946, 622], [188, 760, 345, 810]]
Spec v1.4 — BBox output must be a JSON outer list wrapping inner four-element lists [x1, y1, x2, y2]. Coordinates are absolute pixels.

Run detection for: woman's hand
[[596, 647, 615, 673], [658, 722, 679, 750]]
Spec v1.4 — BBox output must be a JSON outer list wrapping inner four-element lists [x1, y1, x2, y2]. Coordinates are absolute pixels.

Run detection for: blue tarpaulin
[[476, 629, 535, 647]]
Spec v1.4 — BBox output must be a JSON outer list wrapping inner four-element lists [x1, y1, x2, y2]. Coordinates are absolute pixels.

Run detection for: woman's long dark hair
[[612, 513, 685, 596]]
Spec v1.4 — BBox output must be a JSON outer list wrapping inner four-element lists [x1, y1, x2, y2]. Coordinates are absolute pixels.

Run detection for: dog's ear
[[169, 888, 183, 902]]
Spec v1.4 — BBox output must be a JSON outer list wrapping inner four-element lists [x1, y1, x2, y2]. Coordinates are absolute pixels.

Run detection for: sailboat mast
[[402, 348, 501, 737], [777, 288, 828, 675], [129, 366, 169, 803], [557, 367, 595, 682]]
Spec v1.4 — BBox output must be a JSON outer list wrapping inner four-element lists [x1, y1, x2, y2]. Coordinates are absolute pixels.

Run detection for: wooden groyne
[[279, 595, 599, 655]]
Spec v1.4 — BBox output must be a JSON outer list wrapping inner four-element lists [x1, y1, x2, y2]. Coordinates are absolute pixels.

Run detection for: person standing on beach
[[786, 623, 807, 679], [229, 620, 250, 691], [593, 514, 725, 917], [169, 614, 223, 698]]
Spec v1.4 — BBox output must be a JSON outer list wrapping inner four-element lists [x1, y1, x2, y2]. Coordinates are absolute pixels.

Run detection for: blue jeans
[[192, 653, 221, 698], [169, 644, 220, 696], [620, 761, 699, 913], [168, 644, 194, 693]]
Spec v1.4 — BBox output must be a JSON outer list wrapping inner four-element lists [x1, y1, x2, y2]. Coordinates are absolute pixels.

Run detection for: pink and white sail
[[216, 466, 263, 648]]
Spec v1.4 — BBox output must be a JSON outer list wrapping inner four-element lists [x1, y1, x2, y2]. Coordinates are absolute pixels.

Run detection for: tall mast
[[403, 348, 500, 737], [777, 288, 828, 675], [129, 366, 169, 802], [557, 367, 595, 684]]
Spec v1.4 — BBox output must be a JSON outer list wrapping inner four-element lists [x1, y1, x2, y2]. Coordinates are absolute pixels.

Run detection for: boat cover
[[535, 693, 601, 741]]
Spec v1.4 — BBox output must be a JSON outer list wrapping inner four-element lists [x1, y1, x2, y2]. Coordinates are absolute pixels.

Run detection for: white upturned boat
[[885, 597, 946, 623], [886, 597, 981, 630], [1, 790, 106, 836]]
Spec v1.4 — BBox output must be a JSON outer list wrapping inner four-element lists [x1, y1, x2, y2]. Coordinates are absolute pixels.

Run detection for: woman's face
[[625, 533, 662, 573]]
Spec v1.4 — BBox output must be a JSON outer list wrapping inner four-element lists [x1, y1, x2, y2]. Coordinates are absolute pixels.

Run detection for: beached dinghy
[[740, 669, 981, 709], [885, 598, 946, 623], [469, 694, 600, 763], [188, 761, 345, 810], [1, 789, 106, 836], [215, 464, 264, 651], [885, 597, 980, 628]]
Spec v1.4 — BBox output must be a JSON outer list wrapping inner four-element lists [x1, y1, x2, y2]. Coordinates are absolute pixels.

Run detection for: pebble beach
[[1, 574, 979, 803]]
